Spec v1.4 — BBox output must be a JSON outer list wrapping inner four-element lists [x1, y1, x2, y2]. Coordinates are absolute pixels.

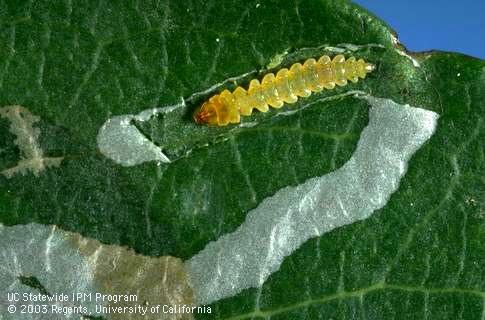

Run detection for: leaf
[[0, 1, 483, 320]]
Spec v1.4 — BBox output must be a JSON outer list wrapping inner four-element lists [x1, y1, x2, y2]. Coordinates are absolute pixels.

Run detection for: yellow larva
[[194, 54, 375, 126]]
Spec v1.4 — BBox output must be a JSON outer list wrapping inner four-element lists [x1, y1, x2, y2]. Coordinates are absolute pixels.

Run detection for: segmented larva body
[[194, 55, 375, 126]]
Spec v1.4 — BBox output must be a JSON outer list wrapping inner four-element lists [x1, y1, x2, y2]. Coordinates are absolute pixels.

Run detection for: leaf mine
[[0, 223, 197, 319], [185, 96, 439, 305], [0, 106, 63, 178]]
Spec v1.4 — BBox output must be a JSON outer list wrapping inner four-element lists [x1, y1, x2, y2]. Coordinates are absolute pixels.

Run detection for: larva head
[[194, 96, 221, 126]]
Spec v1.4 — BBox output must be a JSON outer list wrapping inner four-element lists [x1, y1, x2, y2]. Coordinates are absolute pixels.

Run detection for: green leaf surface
[[0, 0, 483, 319]]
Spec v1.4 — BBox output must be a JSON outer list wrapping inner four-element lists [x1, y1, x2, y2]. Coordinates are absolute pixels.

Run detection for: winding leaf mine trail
[[96, 45, 381, 167], [185, 96, 439, 305]]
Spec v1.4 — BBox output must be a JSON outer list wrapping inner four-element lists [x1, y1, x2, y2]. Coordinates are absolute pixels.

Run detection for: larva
[[194, 54, 375, 126]]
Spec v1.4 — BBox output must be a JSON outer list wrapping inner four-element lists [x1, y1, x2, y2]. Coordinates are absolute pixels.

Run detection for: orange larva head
[[194, 96, 221, 126]]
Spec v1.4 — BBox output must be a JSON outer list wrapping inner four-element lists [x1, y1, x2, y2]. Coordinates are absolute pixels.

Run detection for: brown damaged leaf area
[[0, 105, 63, 178], [68, 232, 195, 320]]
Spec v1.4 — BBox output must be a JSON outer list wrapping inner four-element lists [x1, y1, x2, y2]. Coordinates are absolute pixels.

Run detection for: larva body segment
[[194, 55, 375, 126]]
